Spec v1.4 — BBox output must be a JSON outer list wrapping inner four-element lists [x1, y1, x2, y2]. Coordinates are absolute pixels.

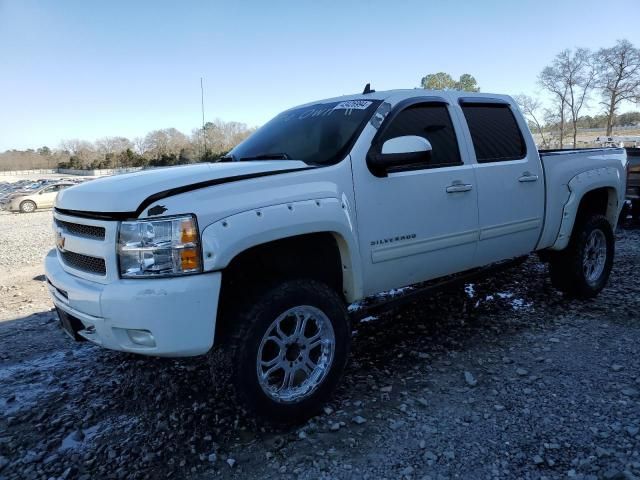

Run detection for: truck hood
[[55, 161, 310, 217]]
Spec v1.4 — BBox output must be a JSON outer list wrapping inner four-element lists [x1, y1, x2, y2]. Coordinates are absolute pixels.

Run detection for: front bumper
[[44, 249, 221, 357]]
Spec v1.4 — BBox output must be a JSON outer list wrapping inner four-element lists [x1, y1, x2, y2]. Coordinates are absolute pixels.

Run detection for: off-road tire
[[208, 279, 351, 423], [19, 200, 36, 213], [549, 214, 614, 298]]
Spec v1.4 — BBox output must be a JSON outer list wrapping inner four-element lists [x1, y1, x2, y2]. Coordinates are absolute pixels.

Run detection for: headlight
[[118, 215, 202, 278]]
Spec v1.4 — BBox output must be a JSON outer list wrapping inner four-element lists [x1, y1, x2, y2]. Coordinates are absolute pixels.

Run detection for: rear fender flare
[[550, 167, 622, 251]]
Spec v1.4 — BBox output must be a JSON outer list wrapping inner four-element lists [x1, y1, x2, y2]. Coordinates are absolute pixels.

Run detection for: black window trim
[[366, 96, 464, 177], [458, 96, 510, 106], [459, 100, 528, 163]]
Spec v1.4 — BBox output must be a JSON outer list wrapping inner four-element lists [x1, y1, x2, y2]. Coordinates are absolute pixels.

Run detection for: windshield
[[229, 99, 381, 165]]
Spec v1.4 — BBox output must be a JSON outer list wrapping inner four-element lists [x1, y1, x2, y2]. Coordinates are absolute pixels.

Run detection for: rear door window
[[461, 104, 526, 162]]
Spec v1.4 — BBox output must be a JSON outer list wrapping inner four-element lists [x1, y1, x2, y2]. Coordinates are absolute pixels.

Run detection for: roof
[[290, 88, 514, 111]]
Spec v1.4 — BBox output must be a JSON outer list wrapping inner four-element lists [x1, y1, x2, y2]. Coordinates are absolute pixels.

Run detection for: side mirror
[[367, 135, 432, 177], [381, 135, 432, 155]]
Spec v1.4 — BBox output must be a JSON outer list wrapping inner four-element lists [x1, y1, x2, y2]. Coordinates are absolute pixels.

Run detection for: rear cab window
[[460, 103, 526, 163]]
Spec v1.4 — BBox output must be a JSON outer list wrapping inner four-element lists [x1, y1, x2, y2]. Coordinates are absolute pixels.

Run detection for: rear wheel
[[19, 200, 36, 213], [209, 279, 351, 423], [549, 214, 614, 298]]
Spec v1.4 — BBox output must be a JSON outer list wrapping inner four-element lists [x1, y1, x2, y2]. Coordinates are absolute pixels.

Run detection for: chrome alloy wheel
[[583, 229, 607, 285], [256, 305, 335, 404]]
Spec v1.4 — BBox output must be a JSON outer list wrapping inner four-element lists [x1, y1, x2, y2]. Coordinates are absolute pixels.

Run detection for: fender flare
[[550, 167, 622, 251], [200, 197, 363, 302]]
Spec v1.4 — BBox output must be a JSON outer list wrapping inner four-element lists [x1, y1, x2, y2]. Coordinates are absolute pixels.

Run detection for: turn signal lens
[[180, 248, 200, 270]]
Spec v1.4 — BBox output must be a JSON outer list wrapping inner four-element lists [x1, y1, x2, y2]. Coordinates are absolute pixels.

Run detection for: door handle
[[518, 172, 539, 183], [446, 182, 473, 193]]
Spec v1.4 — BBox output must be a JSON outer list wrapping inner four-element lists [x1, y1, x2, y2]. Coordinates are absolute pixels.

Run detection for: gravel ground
[[0, 210, 54, 321], [0, 210, 639, 480], [0, 211, 53, 270]]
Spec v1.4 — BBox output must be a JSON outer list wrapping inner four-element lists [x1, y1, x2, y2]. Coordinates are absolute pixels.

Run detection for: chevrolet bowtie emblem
[[56, 229, 66, 252]]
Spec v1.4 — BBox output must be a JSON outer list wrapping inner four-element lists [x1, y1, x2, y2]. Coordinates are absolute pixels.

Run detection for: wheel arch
[[201, 198, 363, 304], [551, 175, 620, 251]]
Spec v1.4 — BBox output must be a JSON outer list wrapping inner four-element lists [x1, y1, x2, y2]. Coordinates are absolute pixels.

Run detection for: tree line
[[0, 119, 256, 172]]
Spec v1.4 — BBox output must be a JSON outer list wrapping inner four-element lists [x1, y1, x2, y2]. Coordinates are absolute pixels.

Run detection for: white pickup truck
[[45, 88, 627, 421]]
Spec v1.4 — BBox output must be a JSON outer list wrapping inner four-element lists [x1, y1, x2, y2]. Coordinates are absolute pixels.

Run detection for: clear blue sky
[[1, 0, 639, 151]]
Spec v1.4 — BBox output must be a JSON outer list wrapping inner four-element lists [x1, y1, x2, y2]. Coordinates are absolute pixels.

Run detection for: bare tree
[[95, 136, 132, 156], [133, 137, 146, 155], [58, 139, 97, 166], [566, 49, 597, 147], [543, 109, 562, 148], [539, 65, 569, 148], [193, 119, 255, 157], [514, 94, 549, 147], [540, 48, 597, 148], [595, 39, 640, 135], [143, 128, 189, 160]]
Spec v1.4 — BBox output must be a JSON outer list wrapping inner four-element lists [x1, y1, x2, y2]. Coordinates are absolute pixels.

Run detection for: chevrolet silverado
[[45, 88, 627, 420]]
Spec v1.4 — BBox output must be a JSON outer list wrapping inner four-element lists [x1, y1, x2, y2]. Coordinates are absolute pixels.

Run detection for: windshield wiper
[[239, 153, 290, 161]]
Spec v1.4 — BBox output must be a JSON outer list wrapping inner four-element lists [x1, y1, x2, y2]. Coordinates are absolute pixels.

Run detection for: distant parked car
[[7, 182, 74, 213]]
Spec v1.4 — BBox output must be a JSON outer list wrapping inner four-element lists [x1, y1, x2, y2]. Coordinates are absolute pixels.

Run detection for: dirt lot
[[1, 209, 639, 480]]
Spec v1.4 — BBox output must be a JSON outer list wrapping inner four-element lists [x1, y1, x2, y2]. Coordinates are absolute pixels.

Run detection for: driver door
[[352, 99, 479, 296]]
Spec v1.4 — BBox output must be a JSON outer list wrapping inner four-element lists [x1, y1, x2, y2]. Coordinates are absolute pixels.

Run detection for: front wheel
[[210, 280, 351, 423], [549, 214, 614, 298]]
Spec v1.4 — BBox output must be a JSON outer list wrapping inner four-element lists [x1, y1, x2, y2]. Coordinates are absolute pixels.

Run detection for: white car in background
[[8, 182, 75, 213]]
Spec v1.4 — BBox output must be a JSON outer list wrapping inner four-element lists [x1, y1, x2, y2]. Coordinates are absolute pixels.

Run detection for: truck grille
[[60, 250, 107, 276], [55, 219, 106, 240]]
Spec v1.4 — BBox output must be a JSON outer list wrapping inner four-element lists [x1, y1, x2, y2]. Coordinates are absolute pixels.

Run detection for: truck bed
[[536, 147, 627, 250], [538, 147, 623, 156]]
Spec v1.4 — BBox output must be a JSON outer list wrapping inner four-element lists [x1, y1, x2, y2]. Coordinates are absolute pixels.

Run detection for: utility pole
[[201, 77, 207, 159]]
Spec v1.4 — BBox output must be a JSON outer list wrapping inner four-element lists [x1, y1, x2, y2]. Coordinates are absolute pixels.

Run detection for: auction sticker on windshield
[[333, 100, 373, 110]]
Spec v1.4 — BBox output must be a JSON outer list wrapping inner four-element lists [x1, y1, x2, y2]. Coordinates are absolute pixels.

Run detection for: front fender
[[200, 197, 363, 302]]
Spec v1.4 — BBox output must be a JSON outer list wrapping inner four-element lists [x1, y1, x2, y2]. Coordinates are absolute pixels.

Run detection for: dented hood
[[55, 161, 310, 217]]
